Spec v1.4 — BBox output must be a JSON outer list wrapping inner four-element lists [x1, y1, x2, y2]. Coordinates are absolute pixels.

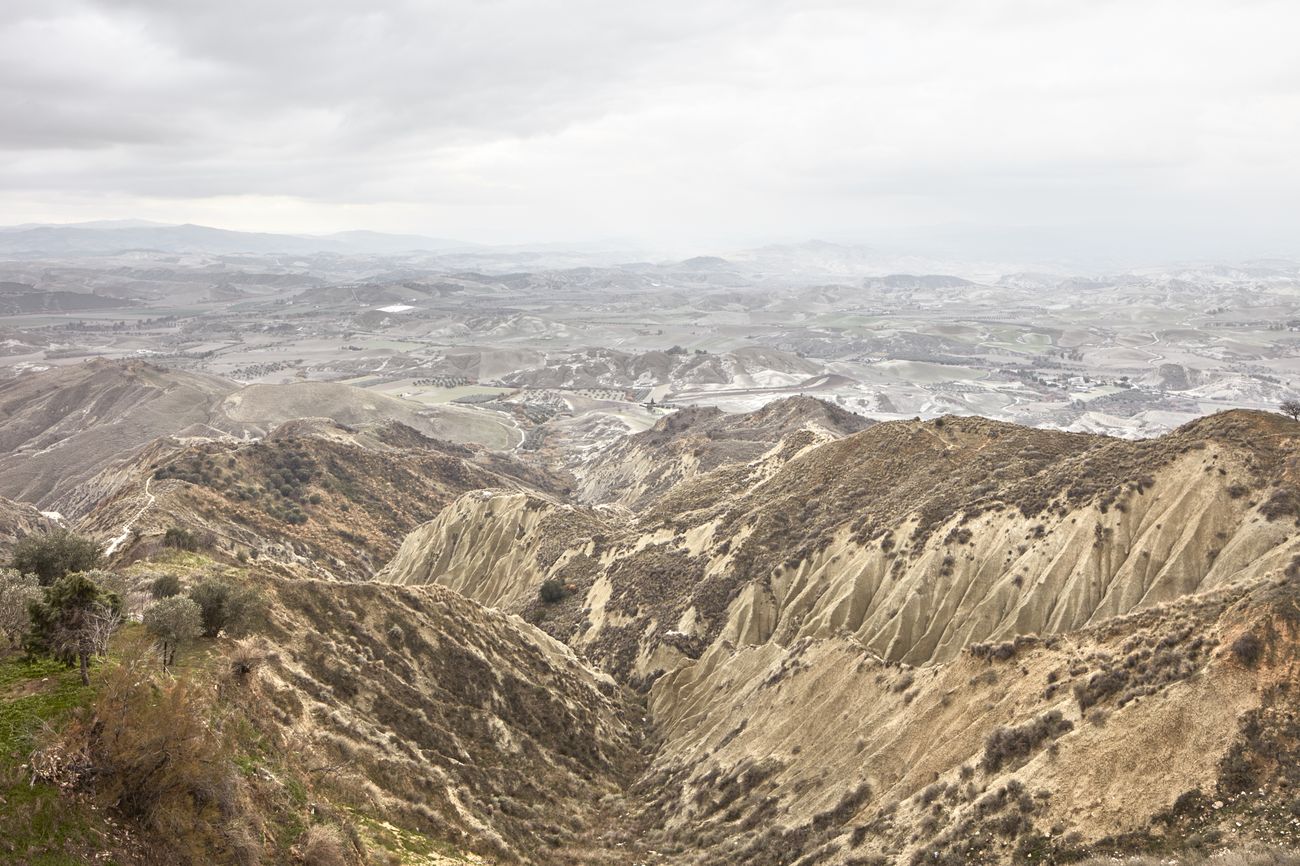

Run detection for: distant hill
[[0, 360, 518, 511], [0, 222, 472, 256]]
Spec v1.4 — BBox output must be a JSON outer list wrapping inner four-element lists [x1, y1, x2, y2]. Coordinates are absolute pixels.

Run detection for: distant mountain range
[[0, 220, 475, 256]]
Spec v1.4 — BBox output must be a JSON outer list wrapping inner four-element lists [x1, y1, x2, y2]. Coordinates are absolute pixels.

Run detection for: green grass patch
[[0, 656, 88, 756], [354, 812, 479, 864], [0, 652, 112, 865]]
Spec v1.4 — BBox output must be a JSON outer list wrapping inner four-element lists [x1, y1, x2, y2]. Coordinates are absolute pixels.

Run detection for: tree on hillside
[[10, 529, 102, 585], [150, 573, 183, 599], [1280, 399, 1300, 422], [0, 568, 41, 648], [188, 578, 263, 638], [27, 573, 122, 685], [144, 596, 203, 671]]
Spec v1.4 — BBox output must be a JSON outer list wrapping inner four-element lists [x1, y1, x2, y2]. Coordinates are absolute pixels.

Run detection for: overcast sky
[[2, 0, 1299, 261]]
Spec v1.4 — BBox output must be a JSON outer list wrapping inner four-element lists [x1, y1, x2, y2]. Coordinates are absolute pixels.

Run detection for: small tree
[[150, 573, 183, 599], [144, 596, 203, 670], [1281, 399, 1300, 422], [187, 578, 262, 638], [10, 529, 102, 586], [0, 568, 41, 647], [26, 573, 122, 685], [162, 526, 203, 552]]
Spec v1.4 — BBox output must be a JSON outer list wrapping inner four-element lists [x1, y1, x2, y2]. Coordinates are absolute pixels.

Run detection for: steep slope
[[0, 494, 55, 548], [0, 360, 238, 508], [638, 571, 1300, 865], [11, 552, 646, 865], [385, 411, 1300, 674], [377, 409, 1300, 862], [575, 396, 871, 510], [258, 576, 644, 864], [77, 420, 559, 580]]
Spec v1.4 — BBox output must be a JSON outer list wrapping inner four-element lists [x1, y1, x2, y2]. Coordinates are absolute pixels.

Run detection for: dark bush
[[10, 529, 102, 585], [982, 710, 1074, 773], [1231, 632, 1263, 667], [539, 577, 567, 604], [188, 579, 263, 638], [1261, 488, 1300, 521], [162, 526, 203, 552], [150, 573, 183, 599]]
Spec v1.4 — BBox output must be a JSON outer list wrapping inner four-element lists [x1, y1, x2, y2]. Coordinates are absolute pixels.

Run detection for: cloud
[[2, 0, 1299, 260]]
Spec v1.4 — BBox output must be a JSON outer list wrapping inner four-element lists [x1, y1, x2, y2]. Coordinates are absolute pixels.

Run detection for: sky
[[2, 0, 1299, 262]]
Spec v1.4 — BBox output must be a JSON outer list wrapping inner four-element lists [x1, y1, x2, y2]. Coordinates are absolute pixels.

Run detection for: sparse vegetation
[[300, 824, 349, 866], [982, 710, 1074, 772]]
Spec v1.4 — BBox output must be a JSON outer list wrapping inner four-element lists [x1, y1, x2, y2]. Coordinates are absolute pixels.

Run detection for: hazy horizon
[[5, 1, 1300, 264]]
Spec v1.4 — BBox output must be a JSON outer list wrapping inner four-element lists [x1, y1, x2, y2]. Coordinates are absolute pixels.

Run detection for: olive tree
[[188, 578, 262, 638], [144, 596, 203, 671], [10, 529, 102, 586], [0, 568, 41, 647], [26, 572, 122, 685]]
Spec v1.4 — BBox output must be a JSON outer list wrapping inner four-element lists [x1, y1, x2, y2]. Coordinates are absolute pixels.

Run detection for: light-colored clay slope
[[638, 576, 1299, 865], [574, 396, 871, 510], [380, 410, 1300, 674], [374, 408, 1300, 863], [0, 359, 238, 508], [0, 493, 55, 548]]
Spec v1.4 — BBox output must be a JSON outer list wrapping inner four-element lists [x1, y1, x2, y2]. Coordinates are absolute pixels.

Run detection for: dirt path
[[104, 476, 155, 556]]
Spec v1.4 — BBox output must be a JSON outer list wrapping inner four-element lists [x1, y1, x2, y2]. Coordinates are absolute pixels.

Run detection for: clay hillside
[[2, 380, 1299, 866], [0, 360, 518, 510], [573, 395, 873, 509], [76, 419, 562, 581], [378, 406, 1300, 864]]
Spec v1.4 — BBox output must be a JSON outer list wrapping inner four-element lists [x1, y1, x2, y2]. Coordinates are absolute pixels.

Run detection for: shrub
[[301, 824, 348, 866], [982, 710, 1074, 773], [539, 577, 567, 604], [1261, 488, 1300, 521], [162, 526, 203, 552], [150, 572, 183, 599], [1231, 632, 1264, 667], [144, 596, 203, 670], [0, 568, 40, 647], [10, 529, 102, 585], [188, 579, 263, 638], [44, 647, 245, 858]]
